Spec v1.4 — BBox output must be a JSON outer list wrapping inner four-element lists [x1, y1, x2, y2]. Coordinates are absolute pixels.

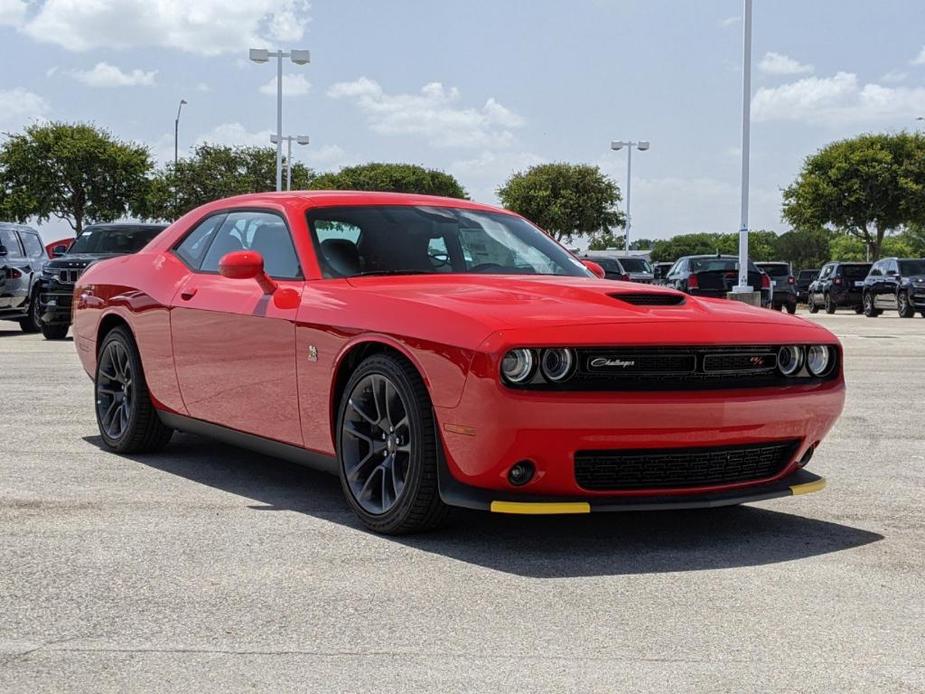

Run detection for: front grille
[[611, 292, 685, 306], [57, 269, 81, 284], [702, 351, 777, 373], [574, 440, 798, 490]]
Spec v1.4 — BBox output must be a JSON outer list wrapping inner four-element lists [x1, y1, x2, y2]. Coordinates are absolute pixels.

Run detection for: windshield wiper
[[354, 269, 434, 277]]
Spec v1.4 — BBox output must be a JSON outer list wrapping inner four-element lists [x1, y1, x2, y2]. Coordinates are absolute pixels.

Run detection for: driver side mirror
[[582, 259, 606, 279], [219, 250, 278, 294]]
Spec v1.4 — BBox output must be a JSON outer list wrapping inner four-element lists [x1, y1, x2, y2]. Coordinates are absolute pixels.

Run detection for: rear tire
[[786, 302, 797, 314], [863, 293, 880, 317], [824, 293, 836, 314], [41, 323, 69, 340], [95, 326, 173, 453], [336, 353, 449, 535], [898, 291, 915, 318], [18, 288, 42, 333], [807, 299, 819, 314]]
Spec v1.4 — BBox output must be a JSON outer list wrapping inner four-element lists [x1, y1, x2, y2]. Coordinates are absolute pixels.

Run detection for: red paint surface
[[72, 191, 846, 498]]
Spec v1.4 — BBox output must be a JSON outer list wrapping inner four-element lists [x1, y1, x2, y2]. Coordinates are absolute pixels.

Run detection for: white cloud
[[259, 73, 310, 97], [752, 71, 925, 124], [327, 77, 525, 148], [70, 62, 157, 88], [0, 0, 27, 26], [22, 0, 310, 56], [195, 122, 274, 148], [912, 46, 925, 65], [450, 150, 545, 204], [302, 144, 356, 170], [881, 70, 907, 84], [719, 15, 739, 28], [758, 52, 813, 76], [0, 88, 50, 133], [196, 82, 212, 93]]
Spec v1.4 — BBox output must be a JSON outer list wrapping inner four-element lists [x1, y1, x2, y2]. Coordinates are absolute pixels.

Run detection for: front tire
[[785, 302, 797, 314], [808, 298, 819, 314], [42, 323, 69, 340], [19, 288, 42, 333], [863, 292, 880, 317], [95, 326, 173, 453], [336, 354, 448, 535], [898, 291, 915, 318]]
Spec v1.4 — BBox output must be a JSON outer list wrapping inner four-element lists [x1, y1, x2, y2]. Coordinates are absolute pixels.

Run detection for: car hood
[[905, 274, 925, 284], [345, 275, 836, 348], [46, 253, 121, 268]]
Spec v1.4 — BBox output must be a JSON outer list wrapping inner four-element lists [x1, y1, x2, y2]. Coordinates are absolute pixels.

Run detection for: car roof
[[213, 190, 513, 215], [756, 261, 788, 265], [0, 222, 38, 232]]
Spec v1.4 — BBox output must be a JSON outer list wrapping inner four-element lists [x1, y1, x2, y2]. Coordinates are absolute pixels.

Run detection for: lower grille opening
[[574, 440, 799, 491]]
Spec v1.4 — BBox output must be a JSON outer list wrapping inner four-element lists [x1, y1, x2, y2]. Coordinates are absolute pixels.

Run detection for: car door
[[169, 209, 306, 445], [0, 227, 32, 312], [18, 230, 46, 300], [812, 264, 830, 304], [882, 260, 900, 309]]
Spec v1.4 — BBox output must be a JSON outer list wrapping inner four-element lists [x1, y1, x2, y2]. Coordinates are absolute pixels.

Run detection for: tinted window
[[899, 259, 925, 276], [590, 258, 623, 273], [0, 228, 23, 258], [19, 232, 44, 258], [688, 257, 760, 273], [759, 264, 790, 277], [175, 214, 226, 269], [798, 270, 818, 281], [842, 264, 871, 279], [868, 263, 882, 277], [200, 211, 301, 279], [70, 226, 163, 254], [619, 257, 652, 273], [306, 206, 590, 279]]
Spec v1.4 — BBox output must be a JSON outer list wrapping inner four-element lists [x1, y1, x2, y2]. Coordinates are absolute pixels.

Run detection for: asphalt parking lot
[[1, 310, 923, 692]]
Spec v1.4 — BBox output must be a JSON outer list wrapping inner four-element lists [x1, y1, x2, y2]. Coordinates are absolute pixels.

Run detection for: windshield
[[758, 264, 790, 277], [591, 258, 623, 273], [689, 257, 759, 273], [307, 205, 591, 278], [69, 226, 163, 254], [899, 259, 925, 276], [842, 264, 871, 279], [798, 270, 817, 280], [617, 257, 652, 273]]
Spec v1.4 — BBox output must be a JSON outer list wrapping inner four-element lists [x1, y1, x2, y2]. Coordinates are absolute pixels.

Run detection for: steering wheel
[[428, 250, 450, 267], [469, 263, 507, 274]]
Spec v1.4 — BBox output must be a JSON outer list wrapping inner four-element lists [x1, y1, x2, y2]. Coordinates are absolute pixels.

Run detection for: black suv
[[664, 255, 771, 307], [38, 223, 166, 339], [0, 223, 49, 333], [795, 269, 819, 303], [756, 262, 797, 313], [861, 257, 925, 318], [807, 261, 871, 314]]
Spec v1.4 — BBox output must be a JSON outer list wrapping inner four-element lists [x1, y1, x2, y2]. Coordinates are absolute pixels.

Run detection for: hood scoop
[[610, 292, 686, 306]]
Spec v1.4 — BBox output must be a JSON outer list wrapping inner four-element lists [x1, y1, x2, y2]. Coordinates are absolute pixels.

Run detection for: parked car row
[[803, 258, 925, 318], [0, 222, 166, 338]]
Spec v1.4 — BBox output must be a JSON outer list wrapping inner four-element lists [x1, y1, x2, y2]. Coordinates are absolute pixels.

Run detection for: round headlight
[[501, 349, 535, 384], [777, 345, 804, 376], [540, 348, 575, 382], [806, 345, 833, 377]]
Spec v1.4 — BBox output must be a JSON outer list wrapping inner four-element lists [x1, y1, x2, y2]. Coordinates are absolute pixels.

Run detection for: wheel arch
[[96, 312, 134, 354], [329, 338, 431, 445]]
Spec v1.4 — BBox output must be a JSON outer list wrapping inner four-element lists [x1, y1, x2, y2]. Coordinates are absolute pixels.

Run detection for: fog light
[[806, 345, 833, 377], [777, 345, 804, 376], [507, 460, 535, 486], [501, 349, 535, 384]]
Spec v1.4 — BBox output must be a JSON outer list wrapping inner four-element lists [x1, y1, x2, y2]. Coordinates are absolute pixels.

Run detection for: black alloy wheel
[[19, 288, 42, 333], [808, 298, 819, 314], [824, 293, 836, 314], [863, 292, 880, 318], [95, 326, 173, 453], [898, 291, 915, 318], [337, 354, 448, 534]]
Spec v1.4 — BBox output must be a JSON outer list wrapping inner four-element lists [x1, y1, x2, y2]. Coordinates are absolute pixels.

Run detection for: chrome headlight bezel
[[500, 348, 536, 384]]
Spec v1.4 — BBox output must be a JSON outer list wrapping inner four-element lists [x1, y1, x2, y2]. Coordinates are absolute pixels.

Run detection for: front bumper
[[38, 281, 74, 325], [438, 463, 826, 513]]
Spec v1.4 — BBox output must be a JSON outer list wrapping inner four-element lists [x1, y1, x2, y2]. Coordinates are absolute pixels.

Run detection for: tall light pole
[[249, 47, 311, 192], [609, 140, 650, 252], [174, 98, 187, 169], [271, 134, 311, 190], [732, 0, 753, 294]]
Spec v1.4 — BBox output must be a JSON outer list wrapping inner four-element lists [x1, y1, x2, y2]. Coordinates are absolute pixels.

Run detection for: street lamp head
[[610, 140, 626, 151], [180, 99, 187, 106], [296, 135, 311, 145], [270, 134, 280, 144], [637, 141, 650, 151], [290, 49, 311, 65], [249, 48, 270, 63]]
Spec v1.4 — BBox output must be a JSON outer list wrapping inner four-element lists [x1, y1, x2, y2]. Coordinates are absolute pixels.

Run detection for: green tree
[[140, 143, 314, 221], [310, 162, 466, 198], [0, 122, 152, 235], [774, 227, 832, 270], [497, 163, 624, 245], [782, 132, 925, 260], [648, 230, 779, 263], [588, 231, 625, 251]]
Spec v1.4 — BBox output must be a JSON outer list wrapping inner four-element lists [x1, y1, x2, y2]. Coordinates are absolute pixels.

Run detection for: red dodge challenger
[[73, 192, 844, 533]]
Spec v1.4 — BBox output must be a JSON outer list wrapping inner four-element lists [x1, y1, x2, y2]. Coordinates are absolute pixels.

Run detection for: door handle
[[180, 287, 198, 300]]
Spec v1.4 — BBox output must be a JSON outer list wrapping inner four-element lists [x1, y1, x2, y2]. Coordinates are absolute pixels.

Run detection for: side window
[[819, 265, 832, 280], [313, 221, 362, 278], [886, 260, 898, 276], [175, 214, 226, 269], [19, 232, 44, 258], [869, 262, 882, 277], [200, 211, 302, 279], [0, 228, 24, 258]]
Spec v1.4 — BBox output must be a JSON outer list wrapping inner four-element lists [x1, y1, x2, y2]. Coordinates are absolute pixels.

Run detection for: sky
[[1, 0, 925, 242]]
